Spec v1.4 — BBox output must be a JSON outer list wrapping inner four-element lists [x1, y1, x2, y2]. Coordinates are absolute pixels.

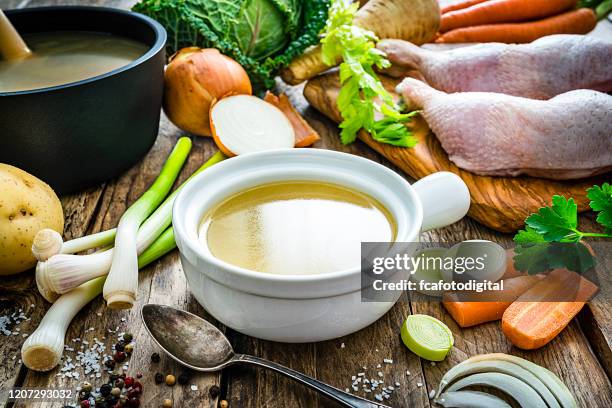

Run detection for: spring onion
[[35, 151, 226, 297], [103, 137, 192, 309], [32, 228, 117, 262], [22, 226, 176, 372]]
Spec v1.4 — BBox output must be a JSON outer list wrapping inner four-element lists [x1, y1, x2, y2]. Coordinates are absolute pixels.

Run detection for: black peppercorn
[[209, 385, 220, 399], [104, 359, 116, 369], [78, 390, 90, 401], [151, 352, 161, 363], [114, 378, 125, 389], [123, 333, 133, 342], [154, 372, 164, 384], [115, 341, 125, 352], [109, 372, 120, 382], [178, 372, 190, 385], [100, 383, 112, 397]]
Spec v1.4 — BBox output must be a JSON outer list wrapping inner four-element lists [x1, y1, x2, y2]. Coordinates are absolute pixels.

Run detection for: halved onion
[[210, 95, 295, 156]]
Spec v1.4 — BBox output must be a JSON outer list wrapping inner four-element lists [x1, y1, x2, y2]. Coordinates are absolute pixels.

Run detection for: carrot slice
[[264, 92, 321, 147], [443, 275, 543, 328], [502, 269, 599, 349]]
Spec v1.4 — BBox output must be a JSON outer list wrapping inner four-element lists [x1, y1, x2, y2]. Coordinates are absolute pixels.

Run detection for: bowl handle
[[413, 172, 470, 232]]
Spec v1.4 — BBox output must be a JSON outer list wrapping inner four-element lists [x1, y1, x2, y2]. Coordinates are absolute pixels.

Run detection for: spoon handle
[[234, 354, 390, 408]]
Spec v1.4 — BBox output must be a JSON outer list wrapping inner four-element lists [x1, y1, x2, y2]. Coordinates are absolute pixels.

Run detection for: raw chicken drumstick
[[379, 35, 612, 100], [396, 78, 612, 180]]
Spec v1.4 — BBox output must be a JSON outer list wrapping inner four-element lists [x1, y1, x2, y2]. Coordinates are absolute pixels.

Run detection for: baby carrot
[[436, 8, 597, 43], [440, 0, 577, 32]]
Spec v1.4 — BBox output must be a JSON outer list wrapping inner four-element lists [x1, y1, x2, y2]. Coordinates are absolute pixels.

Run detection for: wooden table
[[1, 1, 611, 407]]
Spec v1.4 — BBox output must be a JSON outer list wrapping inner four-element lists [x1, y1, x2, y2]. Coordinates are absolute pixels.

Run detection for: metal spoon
[[141, 304, 391, 408]]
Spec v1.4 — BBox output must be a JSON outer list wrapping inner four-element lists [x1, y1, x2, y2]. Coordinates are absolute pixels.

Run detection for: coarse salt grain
[[383, 359, 393, 364], [429, 390, 436, 399], [191, 385, 198, 391]]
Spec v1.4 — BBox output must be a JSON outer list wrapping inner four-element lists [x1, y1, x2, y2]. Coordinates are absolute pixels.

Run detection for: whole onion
[[163, 47, 252, 137]]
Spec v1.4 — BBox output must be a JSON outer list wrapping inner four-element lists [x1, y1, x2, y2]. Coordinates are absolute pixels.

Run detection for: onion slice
[[210, 95, 295, 156]]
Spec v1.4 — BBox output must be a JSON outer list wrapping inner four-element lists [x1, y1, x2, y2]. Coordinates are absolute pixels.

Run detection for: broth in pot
[[0, 31, 148, 92]]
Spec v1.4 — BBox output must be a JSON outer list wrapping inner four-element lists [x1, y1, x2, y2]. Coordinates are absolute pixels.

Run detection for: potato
[[0, 164, 64, 275]]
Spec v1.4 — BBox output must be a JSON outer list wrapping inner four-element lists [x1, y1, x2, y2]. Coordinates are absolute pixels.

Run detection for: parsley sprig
[[513, 183, 612, 274], [320, 0, 417, 147]]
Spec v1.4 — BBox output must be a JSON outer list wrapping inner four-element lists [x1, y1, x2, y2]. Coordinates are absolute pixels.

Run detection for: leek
[[22, 226, 177, 372], [32, 228, 117, 262], [103, 137, 192, 309], [35, 151, 226, 297]]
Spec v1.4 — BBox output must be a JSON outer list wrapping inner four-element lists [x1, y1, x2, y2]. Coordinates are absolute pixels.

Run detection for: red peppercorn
[[127, 388, 141, 399], [124, 376, 135, 387], [128, 397, 140, 407], [80, 401, 90, 408], [113, 351, 126, 363], [133, 381, 143, 391]]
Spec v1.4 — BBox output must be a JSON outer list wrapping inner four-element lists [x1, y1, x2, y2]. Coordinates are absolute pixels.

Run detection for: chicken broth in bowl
[[199, 181, 396, 275]]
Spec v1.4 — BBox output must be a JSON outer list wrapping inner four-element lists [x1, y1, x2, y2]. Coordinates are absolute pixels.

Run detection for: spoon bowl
[[141, 304, 233, 371], [141, 304, 390, 408]]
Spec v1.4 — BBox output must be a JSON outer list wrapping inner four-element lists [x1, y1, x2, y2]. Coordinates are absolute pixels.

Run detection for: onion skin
[[163, 47, 252, 137]]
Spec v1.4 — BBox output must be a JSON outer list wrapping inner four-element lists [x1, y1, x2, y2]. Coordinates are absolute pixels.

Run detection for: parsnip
[[281, 0, 440, 85]]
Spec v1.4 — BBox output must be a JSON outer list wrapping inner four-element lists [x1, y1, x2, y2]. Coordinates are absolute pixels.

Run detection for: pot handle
[[412, 172, 470, 232]]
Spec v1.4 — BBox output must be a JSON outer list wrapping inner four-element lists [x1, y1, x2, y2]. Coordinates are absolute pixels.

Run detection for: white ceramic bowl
[[173, 149, 470, 342]]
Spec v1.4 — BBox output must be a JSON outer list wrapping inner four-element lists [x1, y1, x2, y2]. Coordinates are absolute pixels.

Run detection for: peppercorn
[[109, 372, 120, 382], [95, 397, 106, 405], [127, 388, 141, 399], [128, 397, 140, 407], [151, 352, 161, 363], [178, 372, 190, 385], [79, 400, 90, 408], [123, 333, 133, 342], [136, 372, 142, 379], [105, 359, 116, 369], [114, 378, 125, 389], [165, 374, 176, 386], [114, 351, 127, 363], [162, 399, 173, 408], [124, 343, 134, 355], [111, 387, 121, 397], [80, 381, 93, 393], [133, 381, 143, 392], [115, 341, 125, 352], [100, 383, 112, 396], [78, 391, 90, 401], [154, 373, 164, 384], [209, 385, 220, 399], [124, 376, 134, 388], [220, 400, 229, 408]]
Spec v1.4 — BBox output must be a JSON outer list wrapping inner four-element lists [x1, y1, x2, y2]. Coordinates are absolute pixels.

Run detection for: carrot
[[443, 275, 543, 328], [502, 268, 599, 349], [441, 0, 490, 15], [264, 92, 321, 147], [440, 0, 577, 32], [436, 8, 597, 43]]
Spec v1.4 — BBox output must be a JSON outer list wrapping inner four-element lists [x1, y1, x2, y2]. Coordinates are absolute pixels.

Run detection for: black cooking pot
[[0, 6, 166, 194]]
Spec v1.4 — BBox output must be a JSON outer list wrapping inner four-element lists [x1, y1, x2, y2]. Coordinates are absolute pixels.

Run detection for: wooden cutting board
[[303, 73, 608, 233]]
